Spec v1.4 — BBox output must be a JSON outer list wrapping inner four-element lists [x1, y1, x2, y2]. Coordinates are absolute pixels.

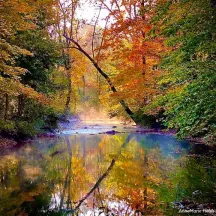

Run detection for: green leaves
[[147, 0, 216, 142]]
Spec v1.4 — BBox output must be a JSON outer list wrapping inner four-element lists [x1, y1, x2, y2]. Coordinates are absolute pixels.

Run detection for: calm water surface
[[0, 124, 215, 215]]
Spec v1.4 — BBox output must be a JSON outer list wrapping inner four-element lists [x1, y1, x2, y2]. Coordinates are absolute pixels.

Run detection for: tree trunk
[[97, 72, 101, 97], [143, 152, 148, 211], [64, 51, 73, 115], [141, 0, 146, 77], [92, 54, 136, 121], [17, 94, 24, 117], [63, 34, 136, 122], [4, 94, 9, 120], [82, 75, 86, 102], [66, 136, 73, 209], [64, 71, 72, 114]]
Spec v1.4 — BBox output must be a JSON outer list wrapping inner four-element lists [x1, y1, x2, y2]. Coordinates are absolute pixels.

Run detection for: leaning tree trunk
[[63, 35, 136, 123]]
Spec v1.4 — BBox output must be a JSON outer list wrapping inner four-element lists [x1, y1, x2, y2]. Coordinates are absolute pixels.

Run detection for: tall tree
[[58, 0, 138, 122], [99, 0, 164, 112], [0, 0, 49, 104], [145, 0, 216, 141]]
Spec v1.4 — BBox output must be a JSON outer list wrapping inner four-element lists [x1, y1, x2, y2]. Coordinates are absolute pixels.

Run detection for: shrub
[[133, 110, 164, 128], [15, 121, 37, 138], [0, 120, 16, 135], [42, 108, 60, 131]]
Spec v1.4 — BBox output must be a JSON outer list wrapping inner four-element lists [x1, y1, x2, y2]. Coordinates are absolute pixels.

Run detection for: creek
[[0, 121, 215, 215]]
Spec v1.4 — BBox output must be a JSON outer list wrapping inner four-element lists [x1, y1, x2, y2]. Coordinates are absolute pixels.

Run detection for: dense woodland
[[0, 0, 215, 143]]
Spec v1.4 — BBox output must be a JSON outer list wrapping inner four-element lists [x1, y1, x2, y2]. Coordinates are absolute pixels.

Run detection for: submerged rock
[[105, 130, 119, 135]]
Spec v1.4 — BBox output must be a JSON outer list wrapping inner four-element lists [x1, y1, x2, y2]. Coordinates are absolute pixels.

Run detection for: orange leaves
[[19, 85, 49, 105], [94, 0, 166, 110]]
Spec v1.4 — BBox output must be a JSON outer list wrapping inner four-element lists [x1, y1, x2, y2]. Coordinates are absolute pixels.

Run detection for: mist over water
[[78, 108, 127, 124]]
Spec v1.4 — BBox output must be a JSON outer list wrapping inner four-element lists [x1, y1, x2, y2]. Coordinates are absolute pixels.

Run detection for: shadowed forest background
[[0, 0, 215, 143]]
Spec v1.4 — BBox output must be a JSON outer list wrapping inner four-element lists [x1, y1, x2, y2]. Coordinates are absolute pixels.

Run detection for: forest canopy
[[0, 0, 215, 143]]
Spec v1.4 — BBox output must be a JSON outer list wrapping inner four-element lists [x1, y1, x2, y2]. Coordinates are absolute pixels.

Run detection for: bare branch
[[113, 0, 121, 12], [59, 1, 67, 36], [100, 0, 118, 20], [92, 2, 103, 59], [75, 20, 80, 42], [96, 1, 114, 64]]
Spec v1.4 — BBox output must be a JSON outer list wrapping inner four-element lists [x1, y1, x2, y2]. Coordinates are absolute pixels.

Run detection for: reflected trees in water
[[0, 134, 215, 215]]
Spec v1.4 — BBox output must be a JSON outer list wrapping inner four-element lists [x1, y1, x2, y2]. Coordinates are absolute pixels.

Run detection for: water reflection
[[0, 133, 215, 215]]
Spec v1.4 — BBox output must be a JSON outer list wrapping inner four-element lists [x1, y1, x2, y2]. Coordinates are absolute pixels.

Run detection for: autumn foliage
[[0, 0, 215, 142]]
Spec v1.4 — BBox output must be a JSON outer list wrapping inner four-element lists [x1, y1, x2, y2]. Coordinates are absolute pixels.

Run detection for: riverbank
[[1, 116, 215, 154], [0, 124, 215, 215], [0, 136, 17, 149]]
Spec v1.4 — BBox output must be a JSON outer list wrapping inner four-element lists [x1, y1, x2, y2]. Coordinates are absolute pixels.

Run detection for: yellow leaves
[[0, 39, 33, 77], [0, 155, 18, 174], [0, 0, 47, 105], [0, 50, 10, 62], [22, 165, 42, 181], [0, 0, 36, 33], [0, 65, 27, 77], [66, 49, 89, 85], [0, 77, 20, 96], [19, 85, 50, 105], [70, 156, 93, 201], [0, 77, 49, 104], [71, 157, 90, 181]]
